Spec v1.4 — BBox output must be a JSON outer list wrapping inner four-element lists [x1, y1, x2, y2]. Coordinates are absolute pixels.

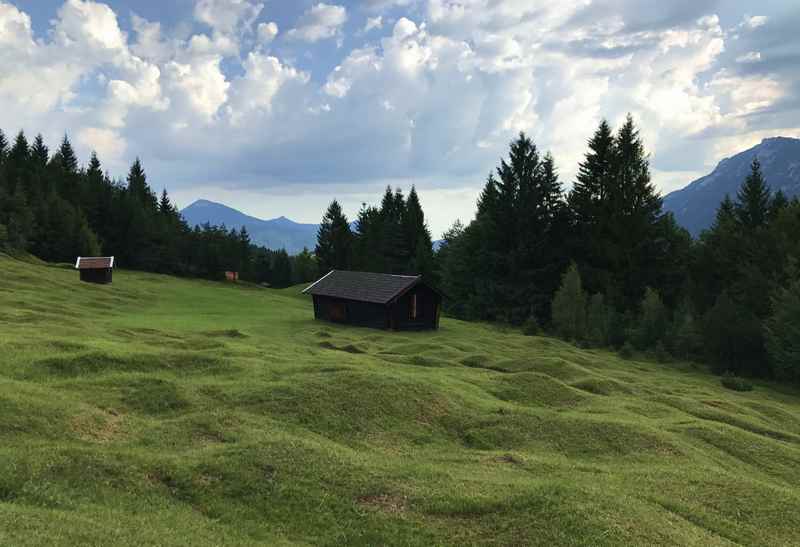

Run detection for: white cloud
[[76, 126, 126, 162], [743, 15, 768, 29], [364, 16, 383, 33], [736, 51, 761, 63], [0, 0, 797, 236], [228, 52, 309, 123], [257, 21, 279, 45], [164, 55, 230, 121], [287, 3, 347, 43], [194, 0, 263, 35]]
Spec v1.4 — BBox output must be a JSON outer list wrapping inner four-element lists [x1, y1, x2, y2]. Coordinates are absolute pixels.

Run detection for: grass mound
[[1, 254, 800, 546], [28, 351, 229, 379]]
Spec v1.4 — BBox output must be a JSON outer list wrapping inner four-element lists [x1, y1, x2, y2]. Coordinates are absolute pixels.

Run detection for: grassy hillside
[[1, 255, 799, 546]]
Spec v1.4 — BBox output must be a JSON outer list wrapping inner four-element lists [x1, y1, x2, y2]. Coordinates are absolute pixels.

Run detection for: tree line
[[313, 114, 799, 384], [436, 115, 800, 384], [314, 185, 435, 279], [0, 129, 317, 288]]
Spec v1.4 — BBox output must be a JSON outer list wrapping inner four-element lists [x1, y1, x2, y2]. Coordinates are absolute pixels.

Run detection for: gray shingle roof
[[302, 270, 421, 304], [75, 257, 114, 269]]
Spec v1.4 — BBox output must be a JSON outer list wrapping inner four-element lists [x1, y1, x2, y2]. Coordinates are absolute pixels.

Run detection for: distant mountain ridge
[[663, 137, 800, 235], [181, 200, 319, 254]]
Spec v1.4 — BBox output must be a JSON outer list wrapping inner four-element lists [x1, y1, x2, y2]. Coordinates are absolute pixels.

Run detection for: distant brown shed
[[303, 270, 443, 330], [225, 271, 239, 282], [75, 256, 114, 284]]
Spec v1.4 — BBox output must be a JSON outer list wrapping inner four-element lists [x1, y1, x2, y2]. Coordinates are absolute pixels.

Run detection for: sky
[[1, 0, 799, 237]]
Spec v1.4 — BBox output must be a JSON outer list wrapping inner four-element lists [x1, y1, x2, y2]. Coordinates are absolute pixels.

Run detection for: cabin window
[[410, 293, 418, 320]]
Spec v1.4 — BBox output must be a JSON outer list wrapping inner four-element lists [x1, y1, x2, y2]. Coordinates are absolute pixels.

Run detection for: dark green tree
[[403, 186, 434, 278], [736, 157, 771, 229], [552, 262, 587, 341], [315, 199, 352, 274], [765, 263, 800, 383]]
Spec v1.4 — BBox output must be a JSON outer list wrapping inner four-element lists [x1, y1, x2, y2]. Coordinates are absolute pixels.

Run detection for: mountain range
[[663, 136, 800, 235], [182, 137, 799, 250], [181, 200, 319, 255]]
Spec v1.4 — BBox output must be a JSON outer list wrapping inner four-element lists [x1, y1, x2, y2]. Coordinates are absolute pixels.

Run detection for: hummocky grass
[[1, 253, 800, 546]]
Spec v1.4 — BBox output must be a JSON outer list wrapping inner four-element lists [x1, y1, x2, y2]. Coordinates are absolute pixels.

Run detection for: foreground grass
[[1, 255, 799, 546]]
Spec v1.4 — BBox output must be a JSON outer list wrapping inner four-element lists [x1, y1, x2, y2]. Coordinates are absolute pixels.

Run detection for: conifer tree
[[352, 203, 382, 272], [404, 186, 434, 277], [30, 135, 49, 169], [568, 120, 615, 293], [4, 132, 30, 196], [379, 187, 408, 273], [736, 157, 771, 229], [58, 134, 79, 174], [0, 129, 7, 166], [315, 199, 352, 274], [126, 158, 157, 210], [159, 189, 175, 216]]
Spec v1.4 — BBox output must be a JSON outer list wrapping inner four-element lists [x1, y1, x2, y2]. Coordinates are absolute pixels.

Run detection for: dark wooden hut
[[303, 270, 443, 330], [75, 256, 114, 284]]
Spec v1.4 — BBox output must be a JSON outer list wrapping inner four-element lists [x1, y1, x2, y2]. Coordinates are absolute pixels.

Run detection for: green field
[[1, 254, 799, 546]]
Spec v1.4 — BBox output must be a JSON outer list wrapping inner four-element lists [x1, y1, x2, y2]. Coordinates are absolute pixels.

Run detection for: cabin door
[[330, 301, 347, 322]]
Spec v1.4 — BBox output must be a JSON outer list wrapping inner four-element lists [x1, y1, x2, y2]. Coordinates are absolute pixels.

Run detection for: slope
[[1, 254, 800, 545], [181, 199, 319, 254], [664, 136, 800, 235]]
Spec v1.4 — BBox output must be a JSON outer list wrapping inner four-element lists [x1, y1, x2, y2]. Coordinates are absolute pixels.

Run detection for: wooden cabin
[[303, 270, 443, 331], [75, 256, 114, 284]]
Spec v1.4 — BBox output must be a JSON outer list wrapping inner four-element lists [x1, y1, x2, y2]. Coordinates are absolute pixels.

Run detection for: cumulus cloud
[[257, 21, 279, 45], [193, 0, 263, 35], [363, 16, 383, 32], [0, 0, 797, 235], [742, 15, 768, 29], [736, 51, 761, 63], [287, 3, 348, 43]]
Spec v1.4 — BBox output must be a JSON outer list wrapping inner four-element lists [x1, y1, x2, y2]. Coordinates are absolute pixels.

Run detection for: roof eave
[[302, 269, 335, 294]]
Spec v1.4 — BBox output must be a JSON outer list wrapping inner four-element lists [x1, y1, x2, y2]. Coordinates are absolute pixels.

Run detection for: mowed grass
[[1, 255, 800, 546]]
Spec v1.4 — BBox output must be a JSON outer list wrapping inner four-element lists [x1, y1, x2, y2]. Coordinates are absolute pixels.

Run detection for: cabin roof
[[302, 270, 429, 305], [75, 256, 114, 270]]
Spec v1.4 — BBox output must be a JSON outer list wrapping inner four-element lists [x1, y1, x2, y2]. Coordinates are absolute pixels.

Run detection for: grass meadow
[[1, 253, 799, 546]]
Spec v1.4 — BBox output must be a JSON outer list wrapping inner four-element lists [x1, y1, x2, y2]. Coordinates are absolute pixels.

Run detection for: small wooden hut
[[75, 256, 114, 284], [225, 271, 239, 282], [303, 270, 443, 330]]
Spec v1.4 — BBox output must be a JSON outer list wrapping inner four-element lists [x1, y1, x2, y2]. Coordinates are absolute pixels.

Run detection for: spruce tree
[[736, 157, 771, 229], [0, 129, 7, 166], [353, 203, 382, 272], [159, 189, 175, 216], [379, 187, 407, 273], [315, 199, 352, 274], [30, 135, 49, 169], [568, 120, 615, 294], [713, 195, 737, 229], [126, 158, 157, 210], [58, 134, 79, 174], [404, 186, 434, 277]]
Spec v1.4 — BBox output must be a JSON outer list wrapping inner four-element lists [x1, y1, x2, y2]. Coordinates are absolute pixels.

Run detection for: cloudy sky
[[1, 0, 798, 236]]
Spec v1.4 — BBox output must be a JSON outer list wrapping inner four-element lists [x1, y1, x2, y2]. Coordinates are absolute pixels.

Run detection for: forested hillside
[[664, 137, 800, 235], [314, 116, 800, 385], [0, 129, 315, 287]]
